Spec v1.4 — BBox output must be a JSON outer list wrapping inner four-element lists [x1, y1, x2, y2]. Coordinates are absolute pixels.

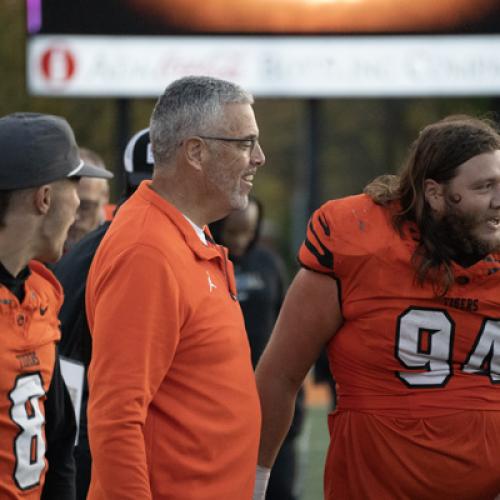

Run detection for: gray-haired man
[[86, 76, 265, 499]]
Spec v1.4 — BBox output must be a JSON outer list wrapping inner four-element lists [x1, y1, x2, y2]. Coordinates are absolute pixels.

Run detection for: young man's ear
[[33, 185, 52, 215], [423, 179, 445, 214]]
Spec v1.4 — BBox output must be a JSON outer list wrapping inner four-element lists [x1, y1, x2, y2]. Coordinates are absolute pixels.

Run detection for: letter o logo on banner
[[41, 47, 76, 82]]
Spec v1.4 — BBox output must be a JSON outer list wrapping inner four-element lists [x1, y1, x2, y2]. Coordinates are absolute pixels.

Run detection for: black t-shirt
[[233, 246, 285, 367], [53, 222, 111, 448]]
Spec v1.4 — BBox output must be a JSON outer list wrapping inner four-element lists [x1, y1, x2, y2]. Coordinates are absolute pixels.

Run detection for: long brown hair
[[364, 115, 500, 295]]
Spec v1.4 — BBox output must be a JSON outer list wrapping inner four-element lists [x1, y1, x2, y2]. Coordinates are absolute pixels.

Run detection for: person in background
[[53, 127, 152, 500], [254, 115, 500, 499], [0, 112, 113, 499], [210, 197, 304, 500], [64, 148, 112, 252], [86, 76, 265, 499]]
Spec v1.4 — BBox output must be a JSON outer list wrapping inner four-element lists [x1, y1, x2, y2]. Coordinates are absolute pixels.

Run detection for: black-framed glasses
[[198, 135, 259, 153]]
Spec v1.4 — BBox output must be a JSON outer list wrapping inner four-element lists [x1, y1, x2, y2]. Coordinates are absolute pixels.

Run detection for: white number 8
[[9, 373, 46, 490]]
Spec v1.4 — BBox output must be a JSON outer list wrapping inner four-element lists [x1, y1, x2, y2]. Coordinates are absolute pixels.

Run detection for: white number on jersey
[[463, 319, 500, 383], [8, 373, 46, 490], [396, 308, 500, 387]]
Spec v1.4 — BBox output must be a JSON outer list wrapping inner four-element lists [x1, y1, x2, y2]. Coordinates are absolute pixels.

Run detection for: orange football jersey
[[299, 194, 500, 499], [0, 261, 62, 499]]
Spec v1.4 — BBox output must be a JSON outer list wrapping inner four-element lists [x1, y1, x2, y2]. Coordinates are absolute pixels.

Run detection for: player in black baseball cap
[[0, 112, 113, 499], [0, 112, 113, 264], [0, 112, 113, 189]]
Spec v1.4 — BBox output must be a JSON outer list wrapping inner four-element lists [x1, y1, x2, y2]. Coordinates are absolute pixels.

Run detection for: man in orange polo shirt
[[86, 76, 265, 499]]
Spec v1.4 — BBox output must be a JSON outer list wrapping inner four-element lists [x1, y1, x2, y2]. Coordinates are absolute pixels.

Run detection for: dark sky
[[32, 0, 500, 36]]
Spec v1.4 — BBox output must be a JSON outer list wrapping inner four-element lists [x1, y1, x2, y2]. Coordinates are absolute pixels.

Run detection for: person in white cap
[[0, 112, 112, 500]]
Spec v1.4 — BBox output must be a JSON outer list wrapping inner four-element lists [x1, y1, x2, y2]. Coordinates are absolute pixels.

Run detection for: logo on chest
[[206, 271, 217, 292], [442, 296, 479, 312], [16, 351, 40, 369]]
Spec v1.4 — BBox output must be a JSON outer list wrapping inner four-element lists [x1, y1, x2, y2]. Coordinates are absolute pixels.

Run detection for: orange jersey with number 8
[[0, 261, 62, 499]]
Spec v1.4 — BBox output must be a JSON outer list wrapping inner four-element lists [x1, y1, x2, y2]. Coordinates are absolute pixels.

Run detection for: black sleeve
[[41, 351, 77, 500]]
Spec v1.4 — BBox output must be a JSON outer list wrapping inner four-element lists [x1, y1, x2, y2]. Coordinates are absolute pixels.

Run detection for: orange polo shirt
[[103, 203, 116, 221], [86, 181, 261, 499]]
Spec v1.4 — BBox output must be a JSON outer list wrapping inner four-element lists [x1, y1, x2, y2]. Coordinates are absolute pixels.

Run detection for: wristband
[[253, 465, 271, 500]]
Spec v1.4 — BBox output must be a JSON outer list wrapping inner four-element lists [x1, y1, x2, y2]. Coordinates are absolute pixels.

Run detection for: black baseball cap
[[0, 112, 113, 190], [123, 127, 154, 187]]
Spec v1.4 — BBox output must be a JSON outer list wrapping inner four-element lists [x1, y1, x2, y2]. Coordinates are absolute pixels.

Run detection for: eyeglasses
[[198, 135, 259, 153]]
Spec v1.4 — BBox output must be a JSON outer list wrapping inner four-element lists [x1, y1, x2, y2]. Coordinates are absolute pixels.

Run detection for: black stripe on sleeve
[[304, 216, 333, 270]]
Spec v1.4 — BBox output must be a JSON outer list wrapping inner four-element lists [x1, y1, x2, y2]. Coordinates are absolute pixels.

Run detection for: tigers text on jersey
[[0, 261, 62, 499], [299, 194, 500, 499], [86, 181, 261, 500]]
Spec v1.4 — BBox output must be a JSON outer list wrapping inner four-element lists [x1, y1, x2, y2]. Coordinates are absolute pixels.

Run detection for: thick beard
[[430, 204, 500, 266]]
